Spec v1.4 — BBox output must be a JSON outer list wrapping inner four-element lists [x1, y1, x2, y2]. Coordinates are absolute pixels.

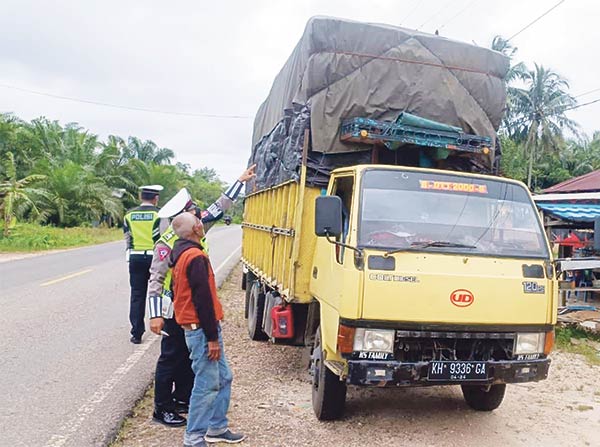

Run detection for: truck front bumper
[[346, 358, 550, 387]]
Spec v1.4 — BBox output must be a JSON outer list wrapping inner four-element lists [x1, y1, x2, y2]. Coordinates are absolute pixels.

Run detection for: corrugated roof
[[534, 192, 600, 202], [543, 170, 600, 193], [536, 202, 600, 222]]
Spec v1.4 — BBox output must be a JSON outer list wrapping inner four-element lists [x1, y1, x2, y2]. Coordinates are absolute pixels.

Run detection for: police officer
[[147, 166, 255, 427], [124, 184, 164, 344]]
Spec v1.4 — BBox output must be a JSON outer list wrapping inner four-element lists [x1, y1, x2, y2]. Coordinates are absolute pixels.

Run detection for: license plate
[[427, 361, 488, 381]]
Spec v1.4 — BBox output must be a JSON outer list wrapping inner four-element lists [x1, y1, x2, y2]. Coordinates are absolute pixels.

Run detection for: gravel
[[113, 263, 600, 447]]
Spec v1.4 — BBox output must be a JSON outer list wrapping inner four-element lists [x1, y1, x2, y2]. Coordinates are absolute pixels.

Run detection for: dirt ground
[[113, 264, 600, 447]]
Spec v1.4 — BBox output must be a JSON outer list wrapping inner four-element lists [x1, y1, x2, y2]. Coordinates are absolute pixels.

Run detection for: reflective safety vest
[[124, 206, 160, 251], [158, 225, 209, 301], [158, 225, 178, 301]]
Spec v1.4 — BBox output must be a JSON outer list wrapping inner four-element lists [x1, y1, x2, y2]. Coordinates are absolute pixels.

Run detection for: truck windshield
[[359, 169, 549, 259]]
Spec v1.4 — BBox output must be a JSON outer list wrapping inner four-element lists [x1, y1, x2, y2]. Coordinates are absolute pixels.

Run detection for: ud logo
[[450, 289, 474, 307]]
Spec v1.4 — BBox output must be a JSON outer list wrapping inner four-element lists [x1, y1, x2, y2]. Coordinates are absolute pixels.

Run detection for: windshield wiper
[[383, 240, 477, 257]]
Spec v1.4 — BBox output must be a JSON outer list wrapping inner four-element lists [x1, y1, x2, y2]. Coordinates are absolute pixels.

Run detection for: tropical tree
[[187, 168, 225, 209], [491, 36, 528, 83], [0, 152, 47, 236], [509, 64, 578, 188], [491, 36, 528, 137], [41, 161, 122, 227], [0, 113, 233, 231], [127, 137, 174, 165]]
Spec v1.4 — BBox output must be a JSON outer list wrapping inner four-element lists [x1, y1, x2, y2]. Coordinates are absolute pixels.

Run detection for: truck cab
[[309, 165, 556, 419]]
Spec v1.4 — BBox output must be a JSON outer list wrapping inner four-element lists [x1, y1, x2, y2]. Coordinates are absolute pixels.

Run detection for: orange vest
[[172, 246, 224, 326]]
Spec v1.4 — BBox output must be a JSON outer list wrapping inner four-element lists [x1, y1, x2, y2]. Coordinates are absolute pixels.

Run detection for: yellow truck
[[241, 17, 556, 420]]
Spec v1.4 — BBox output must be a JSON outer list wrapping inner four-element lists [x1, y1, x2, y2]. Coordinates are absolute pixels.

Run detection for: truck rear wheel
[[461, 384, 506, 411], [247, 280, 268, 341], [311, 328, 346, 420]]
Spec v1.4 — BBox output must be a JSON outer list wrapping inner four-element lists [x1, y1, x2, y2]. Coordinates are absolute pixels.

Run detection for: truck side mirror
[[315, 196, 342, 237], [595, 219, 600, 252]]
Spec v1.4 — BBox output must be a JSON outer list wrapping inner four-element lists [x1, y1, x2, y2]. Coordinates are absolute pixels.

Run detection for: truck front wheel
[[247, 280, 268, 341], [311, 328, 346, 420], [461, 384, 506, 411]]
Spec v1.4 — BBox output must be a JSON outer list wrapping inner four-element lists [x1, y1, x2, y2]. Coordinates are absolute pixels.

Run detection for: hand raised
[[238, 164, 257, 183]]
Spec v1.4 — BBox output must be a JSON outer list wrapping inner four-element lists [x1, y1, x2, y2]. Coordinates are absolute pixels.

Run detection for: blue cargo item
[[340, 116, 493, 155]]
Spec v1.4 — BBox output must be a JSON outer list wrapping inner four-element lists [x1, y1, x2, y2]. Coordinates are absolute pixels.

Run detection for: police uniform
[[147, 181, 243, 425], [124, 185, 164, 343]]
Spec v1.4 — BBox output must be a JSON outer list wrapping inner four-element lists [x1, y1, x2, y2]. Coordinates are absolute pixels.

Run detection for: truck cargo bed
[[242, 180, 320, 303]]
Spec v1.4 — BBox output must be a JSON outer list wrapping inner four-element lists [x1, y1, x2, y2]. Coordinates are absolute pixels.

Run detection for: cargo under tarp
[[248, 16, 509, 191]]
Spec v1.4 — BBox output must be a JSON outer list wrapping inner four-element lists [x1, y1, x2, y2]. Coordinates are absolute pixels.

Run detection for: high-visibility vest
[[158, 225, 209, 301], [158, 225, 178, 301], [124, 205, 160, 251]]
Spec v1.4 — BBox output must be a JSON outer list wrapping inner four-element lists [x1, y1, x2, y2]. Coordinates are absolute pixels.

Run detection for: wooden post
[[289, 128, 310, 302]]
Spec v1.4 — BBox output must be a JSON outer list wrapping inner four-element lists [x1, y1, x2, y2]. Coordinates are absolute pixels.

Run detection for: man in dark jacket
[[147, 164, 254, 427], [170, 213, 245, 447]]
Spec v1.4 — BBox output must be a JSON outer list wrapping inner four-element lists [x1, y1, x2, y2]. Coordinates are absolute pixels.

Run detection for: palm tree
[[40, 161, 123, 227], [0, 152, 47, 236], [510, 64, 578, 188], [491, 36, 528, 138], [491, 36, 527, 82], [127, 137, 174, 165]]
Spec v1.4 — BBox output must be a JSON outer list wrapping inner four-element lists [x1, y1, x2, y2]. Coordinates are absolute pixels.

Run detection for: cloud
[[1, 0, 598, 182]]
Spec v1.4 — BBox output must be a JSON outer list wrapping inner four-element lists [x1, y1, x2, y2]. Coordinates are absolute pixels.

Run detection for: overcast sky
[[1, 0, 598, 182]]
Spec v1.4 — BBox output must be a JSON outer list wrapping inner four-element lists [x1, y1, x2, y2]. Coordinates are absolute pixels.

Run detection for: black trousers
[[128, 256, 152, 338], [154, 317, 194, 411]]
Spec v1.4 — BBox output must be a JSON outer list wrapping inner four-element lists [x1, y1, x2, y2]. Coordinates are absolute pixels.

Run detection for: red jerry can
[[271, 305, 294, 339]]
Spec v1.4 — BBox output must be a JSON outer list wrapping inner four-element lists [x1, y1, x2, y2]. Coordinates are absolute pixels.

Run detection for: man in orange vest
[[170, 213, 245, 447]]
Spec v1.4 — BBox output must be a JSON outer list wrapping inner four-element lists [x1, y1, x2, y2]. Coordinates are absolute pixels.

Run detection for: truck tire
[[311, 328, 346, 420], [244, 272, 256, 319], [461, 384, 506, 411], [247, 280, 268, 341]]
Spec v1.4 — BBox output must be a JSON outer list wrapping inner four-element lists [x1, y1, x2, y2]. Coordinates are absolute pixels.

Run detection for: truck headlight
[[514, 333, 546, 355], [353, 328, 395, 353]]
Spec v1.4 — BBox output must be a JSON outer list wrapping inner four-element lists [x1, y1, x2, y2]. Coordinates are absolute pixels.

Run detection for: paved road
[[0, 225, 242, 447]]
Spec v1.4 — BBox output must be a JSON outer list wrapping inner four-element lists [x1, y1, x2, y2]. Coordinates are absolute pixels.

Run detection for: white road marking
[[45, 339, 157, 447], [40, 269, 93, 287], [44, 247, 241, 447]]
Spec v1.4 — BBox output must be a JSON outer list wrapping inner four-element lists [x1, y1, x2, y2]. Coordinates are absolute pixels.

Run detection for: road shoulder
[[112, 263, 600, 447]]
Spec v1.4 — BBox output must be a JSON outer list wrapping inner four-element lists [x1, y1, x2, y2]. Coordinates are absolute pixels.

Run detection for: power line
[[438, 0, 479, 31], [564, 97, 600, 112], [399, 1, 424, 25], [507, 0, 566, 42], [0, 82, 254, 119], [575, 87, 600, 99], [417, 0, 454, 30]]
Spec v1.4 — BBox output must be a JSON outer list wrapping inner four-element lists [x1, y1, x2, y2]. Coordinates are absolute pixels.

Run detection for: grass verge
[[556, 325, 600, 366], [0, 223, 122, 252]]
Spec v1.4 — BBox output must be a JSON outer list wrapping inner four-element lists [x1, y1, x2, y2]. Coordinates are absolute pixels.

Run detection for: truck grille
[[395, 330, 515, 362]]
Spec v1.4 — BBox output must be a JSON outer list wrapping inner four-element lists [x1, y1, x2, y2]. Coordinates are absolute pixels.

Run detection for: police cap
[[158, 187, 194, 218], [140, 185, 164, 195]]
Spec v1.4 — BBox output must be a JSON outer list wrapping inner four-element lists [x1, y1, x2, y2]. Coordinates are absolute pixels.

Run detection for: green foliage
[[492, 35, 598, 191], [0, 113, 233, 237], [555, 325, 600, 366], [0, 151, 48, 235], [186, 168, 225, 209], [228, 197, 245, 224], [0, 222, 122, 251]]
